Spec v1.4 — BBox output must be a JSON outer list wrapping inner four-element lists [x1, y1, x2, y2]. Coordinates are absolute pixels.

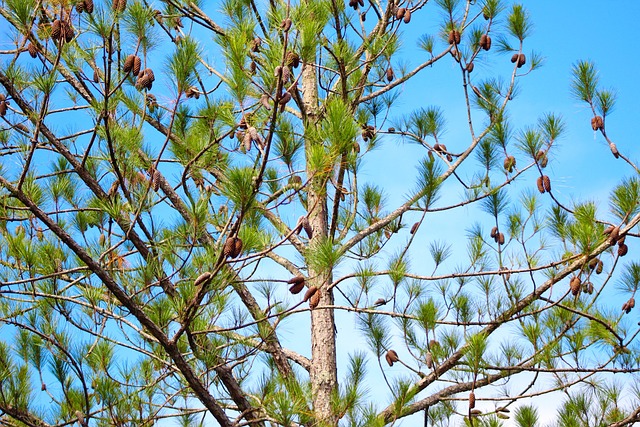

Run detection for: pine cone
[[479, 34, 491, 50], [280, 18, 292, 32], [395, 7, 406, 20], [542, 175, 551, 192], [570, 276, 581, 296], [232, 237, 243, 258], [466, 62, 474, 73], [536, 176, 545, 193], [618, 243, 628, 257], [469, 392, 476, 409], [250, 37, 261, 52], [425, 352, 433, 368], [223, 237, 235, 258], [288, 275, 305, 286], [497, 232, 505, 245], [289, 282, 305, 294], [133, 56, 141, 75], [403, 9, 411, 23], [386, 67, 394, 82], [51, 20, 62, 40], [596, 260, 603, 274], [510, 53, 518, 63], [123, 54, 135, 73], [309, 290, 321, 309], [490, 226, 498, 239], [76, 0, 85, 13], [286, 51, 300, 68], [516, 53, 526, 68], [448, 30, 460, 44], [591, 115, 604, 131], [503, 155, 515, 172], [609, 226, 620, 245], [0, 101, 7, 117], [303, 286, 318, 302], [85, 0, 94, 13], [385, 349, 399, 366], [27, 42, 38, 58], [610, 143, 619, 159], [410, 222, 419, 234]]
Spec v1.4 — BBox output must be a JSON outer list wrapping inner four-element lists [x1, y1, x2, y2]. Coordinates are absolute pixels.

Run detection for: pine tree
[[0, 0, 638, 426]]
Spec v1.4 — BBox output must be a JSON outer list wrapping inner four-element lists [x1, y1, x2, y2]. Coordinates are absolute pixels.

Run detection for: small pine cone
[[622, 301, 630, 314], [281, 18, 292, 32], [232, 237, 243, 258], [116, 0, 127, 12], [403, 9, 411, 23], [609, 226, 620, 245], [27, 42, 38, 58], [51, 20, 62, 40], [286, 51, 300, 68], [63, 21, 75, 43], [385, 349, 399, 366], [470, 409, 482, 417], [289, 282, 305, 294], [223, 237, 235, 258], [395, 7, 406, 20], [570, 276, 581, 296], [536, 176, 545, 193], [466, 62, 474, 73], [490, 226, 498, 239], [618, 234, 626, 245], [300, 216, 313, 238], [288, 275, 305, 286], [249, 61, 256, 74], [309, 290, 321, 309], [609, 143, 620, 159], [279, 91, 292, 106], [386, 67, 394, 82], [448, 30, 460, 45], [588, 258, 598, 270], [303, 286, 318, 302], [250, 37, 261, 52], [76, 0, 85, 13], [497, 232, 505, 245], [503, 155, 515, 172], [85, 0, 94, 13], [374, 298, 386, 306], [618, 243, 628, 257], [194, 272, 213, 288], [516, 53, 526, 68], [510, 53, 518, 63], [591, 115, 604, 131], [425, 352, 433, 368], [185, 86, 199, 99], [469, 392, 476, 409], [358, 0, 364, 7], [410, 222, 419, 234], [143, 68, 155, 82], [596, 260, 604, 274], [629, 297, 636, 309], [479, 34, 491, 50], [0, 101, 7, 117], [135, 74, 152, 90], [259, 94, 271, 110], [123, 54, 135, 73], [133, 56, 141, 76], [542, 175, 551, 192], [348, 0, 357, 9], [151, 169, 161, 191]]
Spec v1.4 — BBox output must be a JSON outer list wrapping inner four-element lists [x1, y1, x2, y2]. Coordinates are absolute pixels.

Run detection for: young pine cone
[[410, 222, 419, 234], [503, 155, 516, 172], [303, 286, 318, 302], [469, 392, 476, 409], [618, 243, 628, 257], [385, 349, 399, 366], [591, 115, 604, 131], [448, 30, 461, 45], [395, 7, 406, 20], [479, 34, 491, 50], [289, 281, 305, 294], [27, 42, 38, 58], [516, 53, 526, 68], [309, 289, 321, 309], [466, 62, 475, 73], [569, 276, 581, 296], [403, 9, 412, 23], [497, 232, 505, 245], [490, 226, 498, 239]]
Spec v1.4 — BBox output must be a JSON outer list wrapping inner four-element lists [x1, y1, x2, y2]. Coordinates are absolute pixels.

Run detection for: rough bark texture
[[302, 59, 338, 425]]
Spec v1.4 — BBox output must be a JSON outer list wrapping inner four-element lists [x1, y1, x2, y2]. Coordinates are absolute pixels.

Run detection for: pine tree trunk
[[302, 61, 338, 426]]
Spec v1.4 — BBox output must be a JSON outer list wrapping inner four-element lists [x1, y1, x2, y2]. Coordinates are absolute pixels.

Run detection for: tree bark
[[302, 59, 338, 425]]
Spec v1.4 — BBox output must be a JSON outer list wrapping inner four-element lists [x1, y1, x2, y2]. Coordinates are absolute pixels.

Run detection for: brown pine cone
[[479, 34, 491, 50], [309, 290, 321, 309], [386, 67, 394, 82], [410, 222, 419, 234], [76, 0, 85, 13], [596, 260, 603, 274], [542, 175, 551, 192], [288, 275, 305, 286], [51, 20, 62, 40], [497, 232, 505, 245], [490, 226, 498, 239], [610, 143, 620, 159], [286, 51, 300, 68], [281, 18, 292, 32], [516, 53, 526, 68], [510, 53, 518, 63], [289, 282, 305, 294], [618, 243, 628, 257], [223, 237, 235, 258], [591, 115, 604, 131], [231, 237, 243, 258], [123, 54, 135, 73], [27, 42, 38, 58], [85, 0, 94, 13], [570, 276, 581, 296], [0, 101, 7, 117], [469, 392, 476, 409], [303, 286, 318, 302], [395, 7, 406, 20], [466, 62, 474, 73], [403, 9, 411, 23], [385, 349, 399, 366], [133, 56, 141, 75], [536, 176, 545, 193]]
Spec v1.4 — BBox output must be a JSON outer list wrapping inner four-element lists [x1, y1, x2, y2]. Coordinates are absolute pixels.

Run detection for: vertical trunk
[[302, 62, 338, 426]]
